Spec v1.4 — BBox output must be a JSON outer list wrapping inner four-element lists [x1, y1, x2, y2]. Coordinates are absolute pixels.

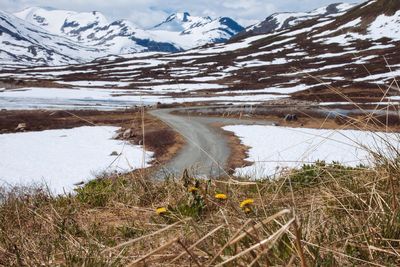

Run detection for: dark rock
[[110, 151, 119, 156]]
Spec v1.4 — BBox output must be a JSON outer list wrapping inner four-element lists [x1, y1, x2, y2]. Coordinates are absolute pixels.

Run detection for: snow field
[[0, 126, 153, 194], [223, 125, 399, 179]]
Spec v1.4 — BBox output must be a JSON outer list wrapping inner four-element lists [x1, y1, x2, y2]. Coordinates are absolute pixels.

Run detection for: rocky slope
[[240, 3, 356, 37]]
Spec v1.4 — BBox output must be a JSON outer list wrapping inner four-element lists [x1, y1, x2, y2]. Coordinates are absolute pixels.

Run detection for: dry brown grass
[[0, 159, 399, 266]]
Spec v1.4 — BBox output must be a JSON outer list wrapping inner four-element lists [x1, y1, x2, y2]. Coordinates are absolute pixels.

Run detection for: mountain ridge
[[10, 7, 244, 62], [237, 2, 356, 38]]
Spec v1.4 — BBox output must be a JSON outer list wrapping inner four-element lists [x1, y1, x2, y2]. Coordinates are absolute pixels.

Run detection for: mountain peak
[[162, 12, 191, 24], [153, 12, 214, 32], [175, 12, 191, 22]]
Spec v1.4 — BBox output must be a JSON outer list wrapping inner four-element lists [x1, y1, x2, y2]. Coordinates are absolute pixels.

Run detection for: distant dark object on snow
[[110, 151, 119, 156]]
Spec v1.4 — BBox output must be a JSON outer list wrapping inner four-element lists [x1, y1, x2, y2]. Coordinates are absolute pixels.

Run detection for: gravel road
[[149, 107, 273, 178]]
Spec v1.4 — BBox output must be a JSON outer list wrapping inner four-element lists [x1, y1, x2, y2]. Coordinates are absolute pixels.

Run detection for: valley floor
[[1, 98, 400, 266], [2, 102, 400, 193]]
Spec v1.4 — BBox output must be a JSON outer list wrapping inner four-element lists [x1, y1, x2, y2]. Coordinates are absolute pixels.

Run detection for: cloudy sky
[[1, 0, 364, 28]]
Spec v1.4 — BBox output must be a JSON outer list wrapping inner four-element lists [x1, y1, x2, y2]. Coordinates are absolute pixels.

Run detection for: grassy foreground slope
[[0, 158, 399, 266]]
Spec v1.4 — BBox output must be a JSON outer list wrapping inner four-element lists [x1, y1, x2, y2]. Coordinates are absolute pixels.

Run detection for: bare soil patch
[[210, 122, 252, 174]]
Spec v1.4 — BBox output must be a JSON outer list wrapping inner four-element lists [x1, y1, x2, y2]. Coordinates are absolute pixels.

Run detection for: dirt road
[[149, 108, 273, 178]]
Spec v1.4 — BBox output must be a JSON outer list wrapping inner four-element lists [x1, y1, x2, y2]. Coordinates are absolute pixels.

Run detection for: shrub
[[75, 178, 116, 207]]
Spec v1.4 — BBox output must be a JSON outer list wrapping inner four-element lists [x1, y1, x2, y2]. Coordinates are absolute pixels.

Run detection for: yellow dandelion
[[244, 207, 252, 213], [188, 186, 199, 193], [156, 207, 167, 215], [240, 199, 254, 208], [215, 193, 228, 200]]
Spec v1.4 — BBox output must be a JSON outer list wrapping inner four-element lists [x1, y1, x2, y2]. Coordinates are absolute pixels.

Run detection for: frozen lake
[[0, 87, 288, 110], [0, 87, 156, 110]]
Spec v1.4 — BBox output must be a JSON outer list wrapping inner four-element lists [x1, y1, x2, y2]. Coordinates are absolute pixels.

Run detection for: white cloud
[[1, 0, 365, 28]]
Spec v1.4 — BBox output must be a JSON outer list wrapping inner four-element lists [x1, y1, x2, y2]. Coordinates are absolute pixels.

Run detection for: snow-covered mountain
[[3, 0, 399, 106], [150, 12, 244, 49], [153, 12, 211, 32], [14, 7, 181, 55], [0, 10, 103, 66], [241, 3, 356, 37], [14, 7, 107, 36], [12, 8, 243, 57]]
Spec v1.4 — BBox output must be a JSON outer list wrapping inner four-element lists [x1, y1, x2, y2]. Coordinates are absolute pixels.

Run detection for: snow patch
[[223, 125, 399, 178], [0, 126, 153, 194]]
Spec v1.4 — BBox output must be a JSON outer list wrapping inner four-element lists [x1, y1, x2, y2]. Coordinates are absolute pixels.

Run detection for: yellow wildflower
[[215, 193, 228, 200], [244, 207, 252, 213], [188, 186, 199, 193], [240, 199, 254, 208], [156, 207, 167, 215]]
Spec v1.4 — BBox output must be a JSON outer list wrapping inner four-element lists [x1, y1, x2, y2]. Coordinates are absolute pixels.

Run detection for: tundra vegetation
[[0, 154, 399, 266]]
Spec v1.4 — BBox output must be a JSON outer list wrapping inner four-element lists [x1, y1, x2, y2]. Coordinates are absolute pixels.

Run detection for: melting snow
[[368, 10, 400, 40], [354, 69, 400, 82], [223, 125, 399, 178], [0, 126, 153, 194]]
